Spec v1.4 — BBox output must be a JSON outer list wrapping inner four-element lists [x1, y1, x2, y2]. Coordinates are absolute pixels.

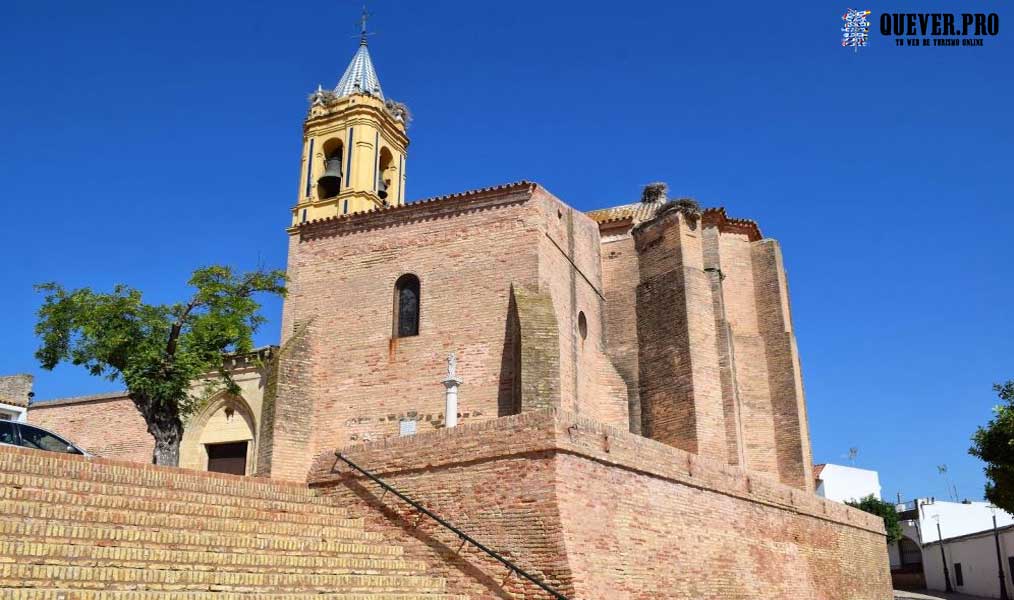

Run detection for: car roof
[[17, 421, 69, 438]]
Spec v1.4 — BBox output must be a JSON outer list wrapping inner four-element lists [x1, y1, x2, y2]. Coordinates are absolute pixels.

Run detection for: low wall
[[28, 393, 154, 463], [308, 409, 892, 599]]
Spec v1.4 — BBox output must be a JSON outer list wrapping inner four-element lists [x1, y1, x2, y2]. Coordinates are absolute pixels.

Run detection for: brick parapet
[[309, 409, 888, 598], [308, 409, 884, 536]]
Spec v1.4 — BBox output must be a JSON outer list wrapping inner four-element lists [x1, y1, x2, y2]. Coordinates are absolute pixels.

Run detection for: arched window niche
[[393, 274, 420, 338]]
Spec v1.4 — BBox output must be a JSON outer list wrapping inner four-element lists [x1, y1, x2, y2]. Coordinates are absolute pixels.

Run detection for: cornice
[[304, 100, 409, 147], [294, 181, 536, 241]]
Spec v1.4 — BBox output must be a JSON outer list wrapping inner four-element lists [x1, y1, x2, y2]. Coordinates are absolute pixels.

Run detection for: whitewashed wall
[[816, 463, 881, 502]]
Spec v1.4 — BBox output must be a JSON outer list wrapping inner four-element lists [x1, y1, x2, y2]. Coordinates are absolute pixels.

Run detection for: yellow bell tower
[[292, 15, 409, 226]]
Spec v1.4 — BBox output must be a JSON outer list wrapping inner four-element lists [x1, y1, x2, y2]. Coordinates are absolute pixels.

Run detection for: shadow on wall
[[498, 289, 521, 418]]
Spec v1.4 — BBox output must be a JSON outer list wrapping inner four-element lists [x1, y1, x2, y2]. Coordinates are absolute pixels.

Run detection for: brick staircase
[[0, 446, 462, 599]]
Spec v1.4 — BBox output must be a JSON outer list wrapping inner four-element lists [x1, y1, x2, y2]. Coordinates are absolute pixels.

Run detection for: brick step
[[1, 501, 371, 540], [2, 590, 465, 600], [0, 472, 345, 518], [0, 485, 357, 530], [2, 540, 428, 575], [0, 564, 448, 594], [0, 520, 402, 558], [0, 449, 331, 504]]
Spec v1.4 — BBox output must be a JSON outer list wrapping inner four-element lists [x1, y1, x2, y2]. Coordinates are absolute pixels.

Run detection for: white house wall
[[923, 528, 1014, 598]]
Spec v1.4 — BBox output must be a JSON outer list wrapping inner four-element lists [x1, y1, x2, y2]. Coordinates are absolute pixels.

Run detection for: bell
[[317, 159, 342, 199], [378, 178, 389, 200]]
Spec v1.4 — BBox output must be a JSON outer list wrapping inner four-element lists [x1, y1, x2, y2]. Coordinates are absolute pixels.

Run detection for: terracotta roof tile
[[586, 200, 763, 241]]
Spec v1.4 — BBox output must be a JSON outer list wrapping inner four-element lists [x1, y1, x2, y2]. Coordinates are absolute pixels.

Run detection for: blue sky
[[1, 1, 1011, 503]]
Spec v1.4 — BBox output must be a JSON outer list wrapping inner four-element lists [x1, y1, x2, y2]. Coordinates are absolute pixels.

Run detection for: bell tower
[[292, 13, 409, 226]]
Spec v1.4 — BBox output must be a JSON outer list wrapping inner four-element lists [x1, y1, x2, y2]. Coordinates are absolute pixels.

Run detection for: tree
[[34, 266, 286, 466], [970, 381, 1014, 512], [846, 494, 903, 543]]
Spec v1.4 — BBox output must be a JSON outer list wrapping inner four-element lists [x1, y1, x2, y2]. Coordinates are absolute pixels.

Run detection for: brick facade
[[309, 409, 892, 600], [27, 393, 154, 462]]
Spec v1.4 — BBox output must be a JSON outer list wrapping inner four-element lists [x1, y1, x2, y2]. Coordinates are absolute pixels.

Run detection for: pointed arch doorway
[[180, 394, 257, 476]]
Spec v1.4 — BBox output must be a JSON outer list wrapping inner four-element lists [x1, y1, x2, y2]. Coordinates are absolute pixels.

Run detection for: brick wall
[[0, 374, 33, 408], [309, 409, 892, 600], [28, 394, 153, 463]]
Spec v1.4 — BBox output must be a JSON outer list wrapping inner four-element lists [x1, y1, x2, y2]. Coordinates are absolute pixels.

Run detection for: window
[[394, 274, 420, 337], [0, 421, 15, 445], [578, 311, 588, 340], [18, 424, 79, 454], [954, 562, 963, 586]]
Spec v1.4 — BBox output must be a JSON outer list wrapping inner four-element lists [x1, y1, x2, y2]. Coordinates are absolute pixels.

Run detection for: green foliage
[[846, 494, 903, 543], [34, 266, 286, 464], [970, 381, 1014, 513]]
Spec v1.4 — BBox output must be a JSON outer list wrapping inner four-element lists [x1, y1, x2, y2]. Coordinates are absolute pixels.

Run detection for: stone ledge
[[309, 408, 885, 536]]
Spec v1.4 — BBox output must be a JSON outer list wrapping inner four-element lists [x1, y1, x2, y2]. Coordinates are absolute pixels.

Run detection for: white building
[[922, 521, 1014, 598], [891, 498, 1014, 592], [814, 463, 882, 503]]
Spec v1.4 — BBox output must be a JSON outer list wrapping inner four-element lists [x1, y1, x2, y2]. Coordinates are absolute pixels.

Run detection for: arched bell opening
[[317, 139, 344, 199], [377, 147, 394, 201]]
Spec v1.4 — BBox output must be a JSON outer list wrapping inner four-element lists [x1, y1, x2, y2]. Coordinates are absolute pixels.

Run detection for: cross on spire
[[359, 5, 371, 45]]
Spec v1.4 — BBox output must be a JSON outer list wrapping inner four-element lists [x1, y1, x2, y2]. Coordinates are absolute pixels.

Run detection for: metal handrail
[[334, 451, 569, 600]]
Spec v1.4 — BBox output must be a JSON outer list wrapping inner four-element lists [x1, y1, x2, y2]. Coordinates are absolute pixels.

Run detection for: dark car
[[0, 420, 89, 456]]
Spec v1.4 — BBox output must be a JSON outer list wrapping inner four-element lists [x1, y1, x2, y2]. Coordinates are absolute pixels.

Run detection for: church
[[14, 28, 894, 599]]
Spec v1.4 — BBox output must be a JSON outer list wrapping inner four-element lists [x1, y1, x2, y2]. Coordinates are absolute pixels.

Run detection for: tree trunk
[[131, 393, 185, 467], [153, 435, 181, 466], [149, 413, 184, 466]]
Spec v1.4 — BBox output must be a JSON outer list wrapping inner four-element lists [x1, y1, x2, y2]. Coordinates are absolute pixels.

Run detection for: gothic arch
[[179, 391, 257, 474]]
